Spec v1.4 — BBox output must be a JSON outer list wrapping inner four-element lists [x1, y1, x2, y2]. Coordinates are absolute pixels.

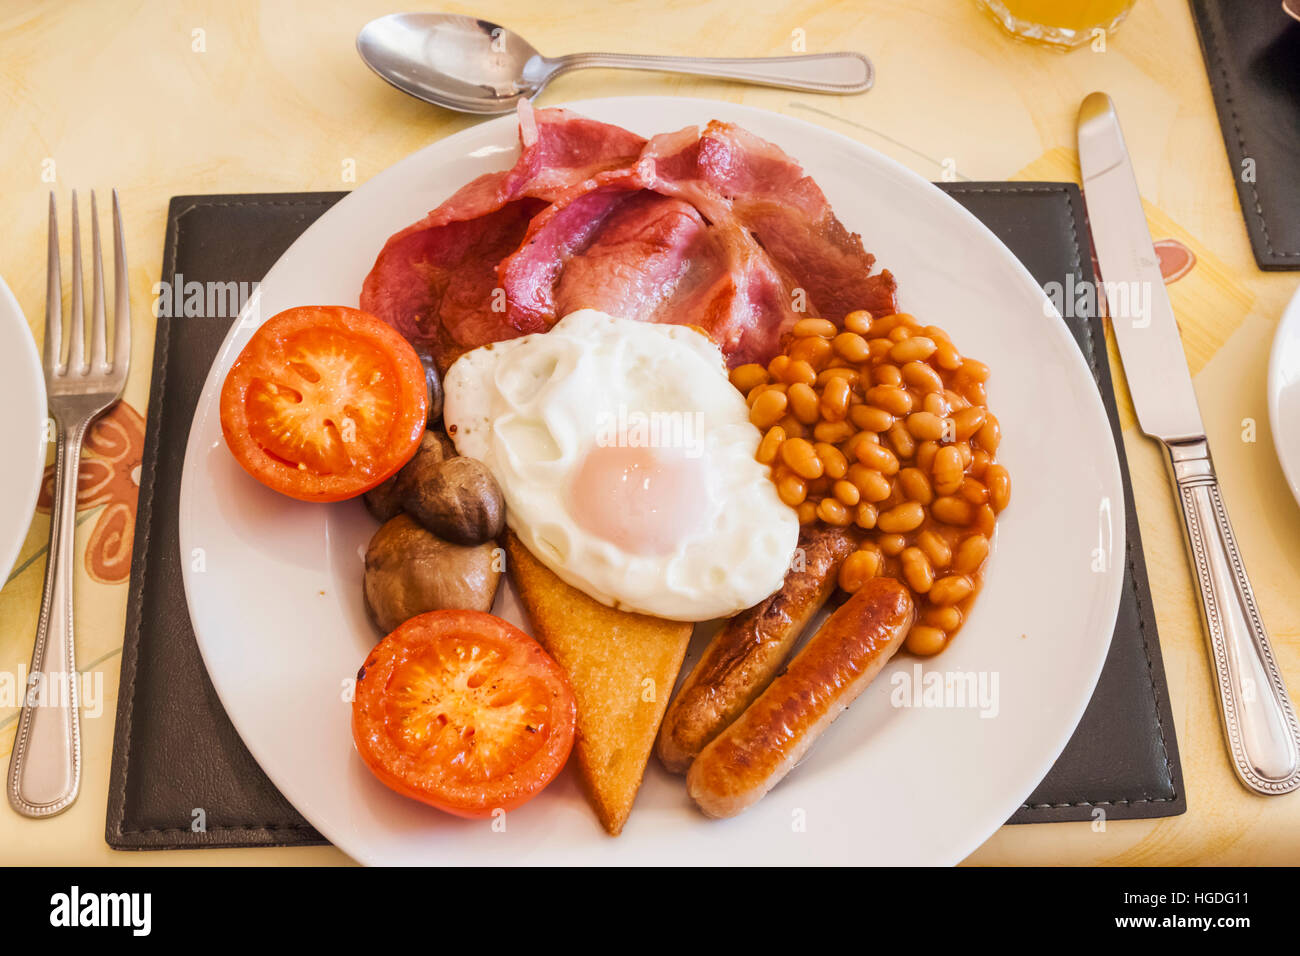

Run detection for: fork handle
[[1166, 438, 1300, 794], [8, 420, 85, 817]]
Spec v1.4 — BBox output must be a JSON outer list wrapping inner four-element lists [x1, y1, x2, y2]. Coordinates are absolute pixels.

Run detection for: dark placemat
[[1190, 0, 1300, 270], [943, 184, 1184, 823], [106, 183, 1183, 850]]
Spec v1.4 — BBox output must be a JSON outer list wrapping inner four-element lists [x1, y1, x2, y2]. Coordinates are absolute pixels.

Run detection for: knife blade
[[1077, 94, 1203, 444], [1078, 91, 1300, 795]]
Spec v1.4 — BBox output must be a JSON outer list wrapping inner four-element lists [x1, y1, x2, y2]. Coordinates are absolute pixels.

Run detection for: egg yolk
[[568, 444, 708, 556]]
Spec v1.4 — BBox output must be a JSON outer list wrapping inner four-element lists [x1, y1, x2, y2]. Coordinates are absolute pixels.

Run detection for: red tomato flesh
[[219, 305, 427, 502], [352, 610, 576, 818]]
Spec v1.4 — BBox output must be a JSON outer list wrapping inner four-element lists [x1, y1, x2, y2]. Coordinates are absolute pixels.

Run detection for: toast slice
[[505, 532, 693, 835]]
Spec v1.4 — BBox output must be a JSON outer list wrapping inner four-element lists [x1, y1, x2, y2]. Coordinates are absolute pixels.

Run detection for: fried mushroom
[[362, 428, 457, 522], [418, 350, 444, 425], [363, 513, 501, 633], [401, 455, 505, 546]]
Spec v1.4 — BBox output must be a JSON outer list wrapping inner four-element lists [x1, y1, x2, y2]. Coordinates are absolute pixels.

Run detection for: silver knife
[[1078, 92, 1300, 795]]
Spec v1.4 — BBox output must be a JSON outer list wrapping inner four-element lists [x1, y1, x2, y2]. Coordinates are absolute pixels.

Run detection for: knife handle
[[1166, 438, 1300, 793]]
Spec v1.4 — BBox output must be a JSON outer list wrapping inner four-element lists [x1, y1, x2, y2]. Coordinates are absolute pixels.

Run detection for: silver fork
[[7, 190, 130, 817]]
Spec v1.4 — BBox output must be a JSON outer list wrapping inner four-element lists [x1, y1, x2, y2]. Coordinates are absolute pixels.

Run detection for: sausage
[[657, 527, 857, 773], [686, 576, 914, 819]]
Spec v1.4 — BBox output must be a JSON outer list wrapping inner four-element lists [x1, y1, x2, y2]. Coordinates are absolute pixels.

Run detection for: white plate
[[0, 276, 46, 584], [179, 97, 1124, 866], [1268, 283, 1300, 509]]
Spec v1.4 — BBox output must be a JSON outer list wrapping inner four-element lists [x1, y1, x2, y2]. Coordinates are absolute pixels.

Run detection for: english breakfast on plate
[[215, 102, 1010, 838]]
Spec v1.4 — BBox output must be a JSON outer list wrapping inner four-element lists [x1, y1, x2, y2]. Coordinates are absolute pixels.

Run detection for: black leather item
[[106, 195, 342, 849], [940, 184, 1185, 823], [1190, 0, 1300, 270], [107, 185, 1183, 851]]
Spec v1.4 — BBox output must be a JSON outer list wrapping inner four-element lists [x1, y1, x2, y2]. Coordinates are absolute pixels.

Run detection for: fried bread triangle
[[505, 531, 692, 835]]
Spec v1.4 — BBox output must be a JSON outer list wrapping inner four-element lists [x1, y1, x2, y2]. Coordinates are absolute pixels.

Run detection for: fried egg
[[442, 310, 798, 621]]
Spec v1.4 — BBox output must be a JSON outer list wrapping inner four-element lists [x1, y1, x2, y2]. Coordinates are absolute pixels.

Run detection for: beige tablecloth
[[0, 0, 1297, 865]]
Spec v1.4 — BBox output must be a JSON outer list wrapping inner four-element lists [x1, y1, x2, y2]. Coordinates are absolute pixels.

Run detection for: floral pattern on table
[[1155, 238, 1196, 283], [36, 401, 145, 585]]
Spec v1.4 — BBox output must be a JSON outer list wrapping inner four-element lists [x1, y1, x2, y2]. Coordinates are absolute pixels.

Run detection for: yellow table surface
[[1, 0, 1297, 866]]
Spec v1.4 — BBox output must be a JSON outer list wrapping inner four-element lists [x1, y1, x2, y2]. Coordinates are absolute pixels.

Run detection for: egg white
[[442, 310, 799, 621]]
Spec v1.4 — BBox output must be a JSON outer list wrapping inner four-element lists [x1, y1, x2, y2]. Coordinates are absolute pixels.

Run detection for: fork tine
[[89, 191, 108, 373], [111, 189, 130, 377], [67, 191, 85, 375], [43, 192, 62, 374]]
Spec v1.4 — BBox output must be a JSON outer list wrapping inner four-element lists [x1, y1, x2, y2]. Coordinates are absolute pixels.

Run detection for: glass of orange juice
[[975, 0, 1136, 50]]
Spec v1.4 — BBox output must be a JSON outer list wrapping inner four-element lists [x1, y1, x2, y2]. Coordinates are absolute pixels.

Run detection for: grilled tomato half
[[351, 610, 576, 817], [219, 305, 427, 502]]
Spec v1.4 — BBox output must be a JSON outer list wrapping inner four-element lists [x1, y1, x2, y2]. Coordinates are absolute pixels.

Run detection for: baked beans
[[838, 547, 880, 592], [734, 309, 1010, 657], [900, 547, 934, 593], [855, 441, 899, 476], [898, 467, 933, 505], [815, 442, 849, 480], [916, 529, 951, 569], [780, 437, 823, 481], [832, 479, 860, 507], [749, 389, 788, 429], [756, 425, 784, 464], [879, 501, 926, 534], [816, 499, 850, 526]]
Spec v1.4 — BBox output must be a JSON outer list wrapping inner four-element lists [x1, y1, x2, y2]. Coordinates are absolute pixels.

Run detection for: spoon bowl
[[357, 14, 546, 114]]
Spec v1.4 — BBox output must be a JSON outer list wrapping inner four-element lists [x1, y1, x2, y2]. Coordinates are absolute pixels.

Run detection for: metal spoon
[[356, 13, 873, 114]]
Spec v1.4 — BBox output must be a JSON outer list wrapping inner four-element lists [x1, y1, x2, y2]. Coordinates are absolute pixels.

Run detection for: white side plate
[[0, 276, 47, 585], [1269, 283, 1300, 510]]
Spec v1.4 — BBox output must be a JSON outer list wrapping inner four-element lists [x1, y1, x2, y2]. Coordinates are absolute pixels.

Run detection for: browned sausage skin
[[657, 527, 857, 773], [686, 576, 914, 819]]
